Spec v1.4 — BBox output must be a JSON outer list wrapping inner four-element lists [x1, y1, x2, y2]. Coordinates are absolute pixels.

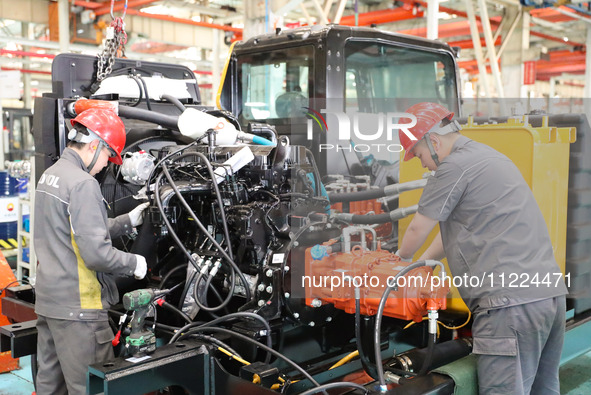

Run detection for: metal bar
[[0, 49, 55, 60], [58, 0, 69, 52], [0, 320, 37, 358], [477, 0, 505, 98], [323, 0, 334, 16], [333, 0, 347, 24], [73, 0, 104, 9], [310, 0, 329, 25], [554, 6, 591, 25], [0, 67, 51, 75], [496, 11, 522, 61], [95, 0, 160, 16], [124, 9, 243, 34], [584, 28, 591, 98], [340, 7, 423, 26], [427, 0, 439, 40], [464, 0, 492, 98], [300, 3, 314, 25]]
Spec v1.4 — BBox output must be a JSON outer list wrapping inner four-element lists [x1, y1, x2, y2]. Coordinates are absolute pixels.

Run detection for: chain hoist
[[94, 0, 128, 92]]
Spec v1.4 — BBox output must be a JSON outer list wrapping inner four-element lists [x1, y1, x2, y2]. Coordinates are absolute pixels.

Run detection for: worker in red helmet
[[33, 108, 149, 394], [396, 102, 567, 395]]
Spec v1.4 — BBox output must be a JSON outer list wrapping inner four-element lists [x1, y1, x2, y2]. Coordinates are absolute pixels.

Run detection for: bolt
[[71, 63, 75, 67], [293, 312, 300, 319], [266, 285, 273, 293], [258, 300, 265, 307], [309, 321, 315, 327], [294, 241, 299, 247], [326, 317, 332, 322], [265, 269, 273, 278], [326, 223, 332, 228], [257, 284, 265, 292], [284, 292, 290, 298], [284, 266, 290, 272], [311, 298, 322, 308], [309, 226, 315, 231]]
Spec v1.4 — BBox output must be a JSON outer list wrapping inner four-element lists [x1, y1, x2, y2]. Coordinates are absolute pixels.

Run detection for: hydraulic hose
[[118, 105, 180, 131], [355, 288, 378, 379], [374, 260, 445, 391], [173, 326, 321, 388], [328, 179, 428, 203], [161, 165, 242, 305], [169, 312, 273, 364], [335, 205, 418, 224], [161, 94, 187, 113], [161, 164, 249, 302], [154, 173, 200, 270], [251, 135, 276, 146], [170, 152, 235, 262], [417, 333, 436, 376], [158, 299, 192, 324]]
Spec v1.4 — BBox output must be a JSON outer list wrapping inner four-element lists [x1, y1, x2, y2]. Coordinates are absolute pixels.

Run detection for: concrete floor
[[0, 352, 589, 394]]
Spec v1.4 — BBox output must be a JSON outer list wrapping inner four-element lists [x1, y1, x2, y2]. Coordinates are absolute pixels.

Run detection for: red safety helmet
[[70, 108, 126, 165], [399, 102, 454, 161]]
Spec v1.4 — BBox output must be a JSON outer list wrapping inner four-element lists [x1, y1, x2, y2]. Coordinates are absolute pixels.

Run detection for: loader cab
[[219, 25, 461, 177]]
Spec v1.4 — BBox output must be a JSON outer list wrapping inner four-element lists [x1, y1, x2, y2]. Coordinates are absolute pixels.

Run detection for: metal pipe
[[464, 0, 492, 99]]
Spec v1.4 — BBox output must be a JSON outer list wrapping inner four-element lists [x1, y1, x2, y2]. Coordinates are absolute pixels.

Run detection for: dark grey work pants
[[36, 314, 115, 395], [472, 296, 566, 395]]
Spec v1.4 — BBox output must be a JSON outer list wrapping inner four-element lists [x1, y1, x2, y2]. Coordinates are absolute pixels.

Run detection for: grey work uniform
[[418, 135, 568, 395], [34, 148, 137, 395]]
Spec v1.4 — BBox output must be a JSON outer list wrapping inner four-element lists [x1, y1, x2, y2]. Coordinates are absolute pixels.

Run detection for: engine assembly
[[15, 52, 474, 395]]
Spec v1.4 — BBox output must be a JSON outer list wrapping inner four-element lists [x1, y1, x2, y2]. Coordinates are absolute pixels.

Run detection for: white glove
[[395, 250, 412, 263], [134, 255, 147, 280], [129, 202, 149, 227]]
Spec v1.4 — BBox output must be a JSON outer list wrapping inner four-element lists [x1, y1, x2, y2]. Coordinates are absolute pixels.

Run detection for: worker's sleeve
[[107, 214, 134, 239], [68, 179, 136, 276], [418, 162, 468, 221]]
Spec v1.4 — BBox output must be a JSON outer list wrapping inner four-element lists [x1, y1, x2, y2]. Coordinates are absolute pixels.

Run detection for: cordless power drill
[[123, 288, 167, 357]]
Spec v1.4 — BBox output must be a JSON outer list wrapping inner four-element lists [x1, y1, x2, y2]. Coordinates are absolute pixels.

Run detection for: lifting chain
[[95, 0, 128, 88]]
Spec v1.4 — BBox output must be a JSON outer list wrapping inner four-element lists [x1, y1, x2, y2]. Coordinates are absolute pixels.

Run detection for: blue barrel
[[0, 172, 19, 242]]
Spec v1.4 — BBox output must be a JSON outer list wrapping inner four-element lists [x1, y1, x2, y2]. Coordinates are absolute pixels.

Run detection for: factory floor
[[0, 353, 590, 394]]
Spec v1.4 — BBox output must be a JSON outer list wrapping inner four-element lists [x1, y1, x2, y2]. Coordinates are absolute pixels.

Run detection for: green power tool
[[123, 288, 167, 357]]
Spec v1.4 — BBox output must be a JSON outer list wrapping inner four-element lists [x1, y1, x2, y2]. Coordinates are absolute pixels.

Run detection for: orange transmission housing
[[304, 245, 448, 322]]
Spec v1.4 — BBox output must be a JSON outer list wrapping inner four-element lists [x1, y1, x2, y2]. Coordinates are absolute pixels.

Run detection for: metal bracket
[[87, 339, 278, 395], [0, 319, 37, 358]]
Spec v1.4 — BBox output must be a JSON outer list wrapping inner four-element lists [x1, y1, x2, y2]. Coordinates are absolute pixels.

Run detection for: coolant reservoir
[[177, 108, 239, 145]]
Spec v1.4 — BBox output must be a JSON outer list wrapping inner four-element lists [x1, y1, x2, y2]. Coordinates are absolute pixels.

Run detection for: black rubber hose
[[158, 264, 187, 289], [129, 75, 143, 107], [161, 164, 245, 302], [188, 152, 235, 262], [191, 260, 235, 312], [374, 261, 430, 390], [345, 213, 392, 224], [298, 382, 367, 395], [118, 105, 179, 131], [158, 299, 193, 324], [417, 333, 436, 376], [172, 326, 321, 388], [161, 94, 187, 113], [168, 312, 273, 364], [154, 173, 199, 269], [355, 289, 378, 379], [335, 205, 418, 224], [329, 188, 385, 203], [137, 75, 152, 111], [169, 152, 234, 262]]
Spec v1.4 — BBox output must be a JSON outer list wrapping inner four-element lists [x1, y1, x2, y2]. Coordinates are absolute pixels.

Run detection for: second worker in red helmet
[[396, 102, 567, 395]]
